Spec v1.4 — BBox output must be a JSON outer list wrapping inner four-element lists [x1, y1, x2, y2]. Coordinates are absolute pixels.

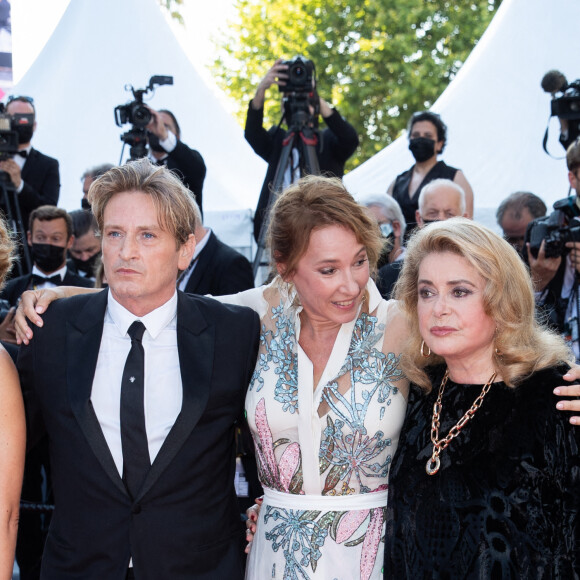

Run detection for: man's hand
[[15, 286, 99, 345], [145, 108, 169, 141], [251, 59, 289, 110], [555, 366, 580, 424], [319, 97, 333, 119], [0, 159, 22, 189], [0, 307, 17, 344], [527, 240, 561, 293]]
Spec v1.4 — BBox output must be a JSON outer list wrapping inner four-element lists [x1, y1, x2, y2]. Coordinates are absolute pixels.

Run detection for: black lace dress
[[385, 365, 580, 579]]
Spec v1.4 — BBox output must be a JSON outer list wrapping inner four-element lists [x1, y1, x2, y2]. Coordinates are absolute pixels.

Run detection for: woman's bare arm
[[0, 348, 25, 579]]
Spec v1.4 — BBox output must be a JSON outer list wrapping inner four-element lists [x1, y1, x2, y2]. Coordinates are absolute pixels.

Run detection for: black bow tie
[[16, 150, 28, 159], [31, 273, 61, 287]]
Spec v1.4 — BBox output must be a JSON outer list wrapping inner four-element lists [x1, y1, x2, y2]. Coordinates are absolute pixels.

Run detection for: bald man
[[415, 178, 468, 227]]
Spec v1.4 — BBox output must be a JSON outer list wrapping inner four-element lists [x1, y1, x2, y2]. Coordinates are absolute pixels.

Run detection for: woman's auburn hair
[[393, 217, 572, 391], [267, 175, 384, 278]]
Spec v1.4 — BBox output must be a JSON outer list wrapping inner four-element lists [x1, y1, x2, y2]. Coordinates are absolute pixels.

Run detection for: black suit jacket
[[164, 140, 206, 216], [19, 147, 60, 229], [18, 290, 260, 579], [0, 269, 94, 307], [183, 231, 254, 296], [245, 102, 359, 241]]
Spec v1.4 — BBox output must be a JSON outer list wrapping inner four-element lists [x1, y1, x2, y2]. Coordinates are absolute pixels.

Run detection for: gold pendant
[[426, 456, 440, 475]]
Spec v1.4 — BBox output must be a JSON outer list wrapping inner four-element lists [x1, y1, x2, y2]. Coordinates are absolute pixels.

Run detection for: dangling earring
[[421, 340, 431, 358]]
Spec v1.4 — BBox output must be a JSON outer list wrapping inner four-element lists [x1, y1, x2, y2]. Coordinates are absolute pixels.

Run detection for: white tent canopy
[[345, 0, 578, 227], [12, 0, 266, 248]]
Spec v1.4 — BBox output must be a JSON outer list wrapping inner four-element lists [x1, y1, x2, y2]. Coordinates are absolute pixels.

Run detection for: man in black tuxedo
[[146, 107, 206, 216], [178, 202, 254, 296], [245, 58, 359, 242], [1, 206, 93, 306], [0, 96, 60, 255], [18, 158, 259, 579], [2, 205, 92, 580]]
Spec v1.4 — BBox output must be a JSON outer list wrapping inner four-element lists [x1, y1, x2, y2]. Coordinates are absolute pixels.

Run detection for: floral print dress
[[223, 277, 407, 580]]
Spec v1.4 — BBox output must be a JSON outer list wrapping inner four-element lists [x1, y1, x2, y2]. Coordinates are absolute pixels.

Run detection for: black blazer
[[183, 231, 254, 296], [165, 140, 206, 216], [245, 102, 359, 241], [0, 269, 94, 307], [19, 148, 60, 229], [18, 290, 260, 580]]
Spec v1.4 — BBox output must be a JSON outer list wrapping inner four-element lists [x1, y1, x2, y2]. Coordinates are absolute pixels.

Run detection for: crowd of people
[[0, 57, 576, 580]]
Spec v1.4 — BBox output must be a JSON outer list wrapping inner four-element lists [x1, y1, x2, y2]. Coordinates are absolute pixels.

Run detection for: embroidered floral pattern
[[253, 398, 303, 493], [250, 301, 299, 413], [320, 313, 403, 494], [247, 284, 405, 580], [263, 504, 387, 580]]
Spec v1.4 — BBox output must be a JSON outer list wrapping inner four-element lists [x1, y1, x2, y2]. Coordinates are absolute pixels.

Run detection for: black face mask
[[147, 132, 167, 153], [31, 243, 66, 274], [409, 137, 436, 163], [81, 197, 91, 210], [15, 125, 34, 145], [71, 251, 101, 277]]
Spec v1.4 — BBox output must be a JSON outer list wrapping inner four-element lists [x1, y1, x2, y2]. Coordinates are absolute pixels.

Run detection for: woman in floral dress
[[223, 176, 410, 580]]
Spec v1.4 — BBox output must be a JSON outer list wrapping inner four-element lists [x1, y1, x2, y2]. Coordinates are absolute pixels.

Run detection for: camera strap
[[542, 114, 567, 160]]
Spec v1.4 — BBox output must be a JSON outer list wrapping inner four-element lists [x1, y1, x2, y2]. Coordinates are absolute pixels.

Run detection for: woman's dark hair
[[407, 111, 448, 152]]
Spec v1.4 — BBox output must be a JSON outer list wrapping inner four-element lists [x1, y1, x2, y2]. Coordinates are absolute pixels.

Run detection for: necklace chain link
[[426, 369, 496, 476]]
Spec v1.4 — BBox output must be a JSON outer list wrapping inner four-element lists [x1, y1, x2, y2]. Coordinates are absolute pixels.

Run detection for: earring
[[495, 347, 502, 357], [421, 340, 431, 358]]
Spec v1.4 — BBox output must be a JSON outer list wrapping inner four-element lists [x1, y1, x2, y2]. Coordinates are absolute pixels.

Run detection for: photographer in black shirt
[[245, 58, 359, 242]]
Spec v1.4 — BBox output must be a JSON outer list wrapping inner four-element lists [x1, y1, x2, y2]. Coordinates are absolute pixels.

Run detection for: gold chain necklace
[[426, 369, 497, 476]]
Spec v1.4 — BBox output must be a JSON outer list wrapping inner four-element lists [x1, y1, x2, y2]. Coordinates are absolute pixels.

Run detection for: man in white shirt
[[18, 158, 259, 579]]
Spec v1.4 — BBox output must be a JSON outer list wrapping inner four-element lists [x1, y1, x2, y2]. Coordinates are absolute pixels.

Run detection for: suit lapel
[[67, 291, 127, 496], [137, 292, 214, 500]]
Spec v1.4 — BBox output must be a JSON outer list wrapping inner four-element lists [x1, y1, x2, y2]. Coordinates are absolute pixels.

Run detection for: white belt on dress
[[263, 487, 389, 511]]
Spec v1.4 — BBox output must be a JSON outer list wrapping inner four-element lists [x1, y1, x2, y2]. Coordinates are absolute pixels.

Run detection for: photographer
[[146, 107, 206, 216], [541, 70, 580, 151], [526, 139, 580, 359], [245, 58, 359, 242], [0, 96, 60, 273]]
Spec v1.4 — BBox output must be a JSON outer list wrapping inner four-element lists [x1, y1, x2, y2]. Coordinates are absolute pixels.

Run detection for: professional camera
[[542, 70, 580, 149], [0, 105, 33, 161], [114, 75, 173, 160], [278, 57, 318, 129], [528, 196, 580, 259], [279, 56, 316, 94]]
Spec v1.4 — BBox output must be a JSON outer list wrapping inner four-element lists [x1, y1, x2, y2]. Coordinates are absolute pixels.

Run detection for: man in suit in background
[[178, 201, 254, 296], [81, 163, 114, 210], [1, 206, 93, 306], [0, 96, 60, 273], [3, 205, 93, 580], [18, 158, 259, 579]]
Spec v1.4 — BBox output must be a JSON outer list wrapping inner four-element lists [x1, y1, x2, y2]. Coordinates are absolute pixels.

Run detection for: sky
[[11, 0, 236, 85]]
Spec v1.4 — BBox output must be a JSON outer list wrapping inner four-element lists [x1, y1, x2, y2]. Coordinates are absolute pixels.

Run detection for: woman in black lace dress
[[385, 218, 580, 578]]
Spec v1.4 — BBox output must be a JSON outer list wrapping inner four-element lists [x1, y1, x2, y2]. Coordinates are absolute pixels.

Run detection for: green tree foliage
[[213, 0, 502, 169], [159, 0, 184, 25]]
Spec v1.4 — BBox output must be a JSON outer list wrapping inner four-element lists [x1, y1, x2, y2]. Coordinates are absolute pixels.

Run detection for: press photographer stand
[[0, 172, 31, 276], [253, 110, 321, 278]]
